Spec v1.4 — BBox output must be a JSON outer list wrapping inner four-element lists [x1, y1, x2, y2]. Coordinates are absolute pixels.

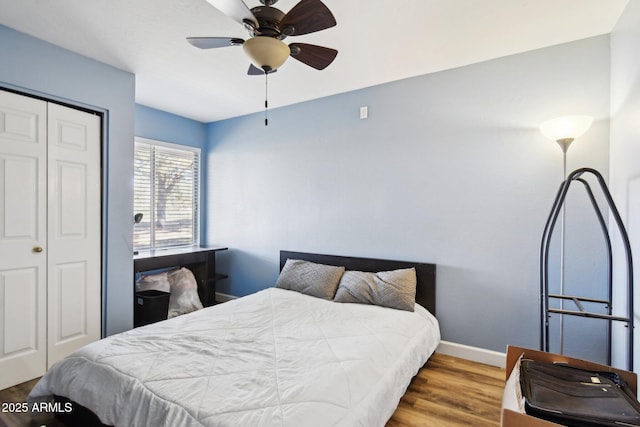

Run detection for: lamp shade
[[243, 36, 290, 71], [540, 115, 593, 142]]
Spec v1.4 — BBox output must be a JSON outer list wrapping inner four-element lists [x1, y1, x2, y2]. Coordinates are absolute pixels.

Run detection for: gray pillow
[[275, 259, 345, 300], [333, 268, 417, 311]]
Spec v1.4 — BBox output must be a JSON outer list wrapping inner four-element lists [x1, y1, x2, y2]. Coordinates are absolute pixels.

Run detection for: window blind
[[133, 139, 200, 250]]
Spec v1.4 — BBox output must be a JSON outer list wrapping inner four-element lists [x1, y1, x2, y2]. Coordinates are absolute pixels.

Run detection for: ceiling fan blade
[[281, 0, 336, 36], [187, 37, 244, 49], [204, 0, 257, 27], [247, 64, 278, 75], [289, 43, 337, 70]]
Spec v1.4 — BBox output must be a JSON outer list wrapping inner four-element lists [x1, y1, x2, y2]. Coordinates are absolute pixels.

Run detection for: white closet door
[[46, 103, 101, 367], [0, 91, 48, 390]]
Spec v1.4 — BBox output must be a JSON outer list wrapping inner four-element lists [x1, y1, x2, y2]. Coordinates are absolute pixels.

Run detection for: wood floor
[[388, 353, 505, 426], [0, 353, 505, 427]]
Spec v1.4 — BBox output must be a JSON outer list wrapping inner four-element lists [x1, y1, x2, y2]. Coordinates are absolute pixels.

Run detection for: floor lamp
[[539, 114, 593, 353]]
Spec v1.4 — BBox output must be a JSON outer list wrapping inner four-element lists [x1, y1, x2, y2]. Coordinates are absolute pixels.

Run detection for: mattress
[[29, 287, 440, 427]]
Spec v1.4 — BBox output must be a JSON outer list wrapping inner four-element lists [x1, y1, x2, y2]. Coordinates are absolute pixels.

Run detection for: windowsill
[[134, 245, 228, 260]]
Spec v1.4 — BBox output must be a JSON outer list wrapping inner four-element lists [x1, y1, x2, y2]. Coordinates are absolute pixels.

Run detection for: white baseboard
[[436, 340, 506, 368], [215, 292, 238, 303]]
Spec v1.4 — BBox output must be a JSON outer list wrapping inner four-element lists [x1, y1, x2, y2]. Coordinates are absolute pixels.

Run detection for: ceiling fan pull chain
[[264, 70, 269, 126]]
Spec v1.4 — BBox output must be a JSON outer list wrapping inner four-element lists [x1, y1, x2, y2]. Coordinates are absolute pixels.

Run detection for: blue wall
[[135, 104, 206, 150], [205, 36, 613, 362], [0, 24, 135, 336]]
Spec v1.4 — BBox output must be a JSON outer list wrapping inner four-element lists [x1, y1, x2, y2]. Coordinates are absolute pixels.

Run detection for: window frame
[[133, 136, 201, 251]]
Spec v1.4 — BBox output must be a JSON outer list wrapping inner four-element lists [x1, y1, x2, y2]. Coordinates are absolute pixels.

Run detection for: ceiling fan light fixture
[[243, 36, 290, 71]]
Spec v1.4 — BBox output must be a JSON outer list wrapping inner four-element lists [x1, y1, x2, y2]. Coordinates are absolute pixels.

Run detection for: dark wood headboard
[[279, 250, 436, 315]]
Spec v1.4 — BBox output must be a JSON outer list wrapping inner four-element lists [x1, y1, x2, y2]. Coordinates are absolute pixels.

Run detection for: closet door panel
[[1, 268, 38, 353], [0, 90, 47, 390], [47, 103, 101, 367], [1, 155, 38, 238], [56, 261, 87, 340], [56, 161, 87, 237]]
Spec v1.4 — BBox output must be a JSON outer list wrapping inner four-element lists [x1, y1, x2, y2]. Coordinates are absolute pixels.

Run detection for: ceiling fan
[[187, 0, 338, 75]]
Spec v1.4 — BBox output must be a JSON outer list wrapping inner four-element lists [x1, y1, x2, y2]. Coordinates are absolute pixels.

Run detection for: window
[[133, 137, 200, 250]]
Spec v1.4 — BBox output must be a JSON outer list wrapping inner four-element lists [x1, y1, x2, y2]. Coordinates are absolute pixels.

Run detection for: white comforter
[[29, 287, 440, 427]]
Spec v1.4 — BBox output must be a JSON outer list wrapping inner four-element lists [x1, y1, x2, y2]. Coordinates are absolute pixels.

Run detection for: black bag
[[520, 359, 640, 426]]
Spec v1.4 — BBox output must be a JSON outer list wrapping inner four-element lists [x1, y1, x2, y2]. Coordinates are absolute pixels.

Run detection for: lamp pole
[[557, 137, 573, 354]]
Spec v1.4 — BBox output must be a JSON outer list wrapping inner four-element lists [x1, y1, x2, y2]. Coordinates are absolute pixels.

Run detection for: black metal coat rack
[[540, 167, 634, 371]]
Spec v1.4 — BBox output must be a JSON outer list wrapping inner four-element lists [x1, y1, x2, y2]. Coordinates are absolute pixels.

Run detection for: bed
[[28, 250, 440, 426]]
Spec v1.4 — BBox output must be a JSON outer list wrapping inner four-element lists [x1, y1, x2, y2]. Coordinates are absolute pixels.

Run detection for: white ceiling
[[0, 0, 629, 123]]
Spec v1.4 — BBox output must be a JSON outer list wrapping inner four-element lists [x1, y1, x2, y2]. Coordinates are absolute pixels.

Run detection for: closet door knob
[[33, 246, 43, 253]]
